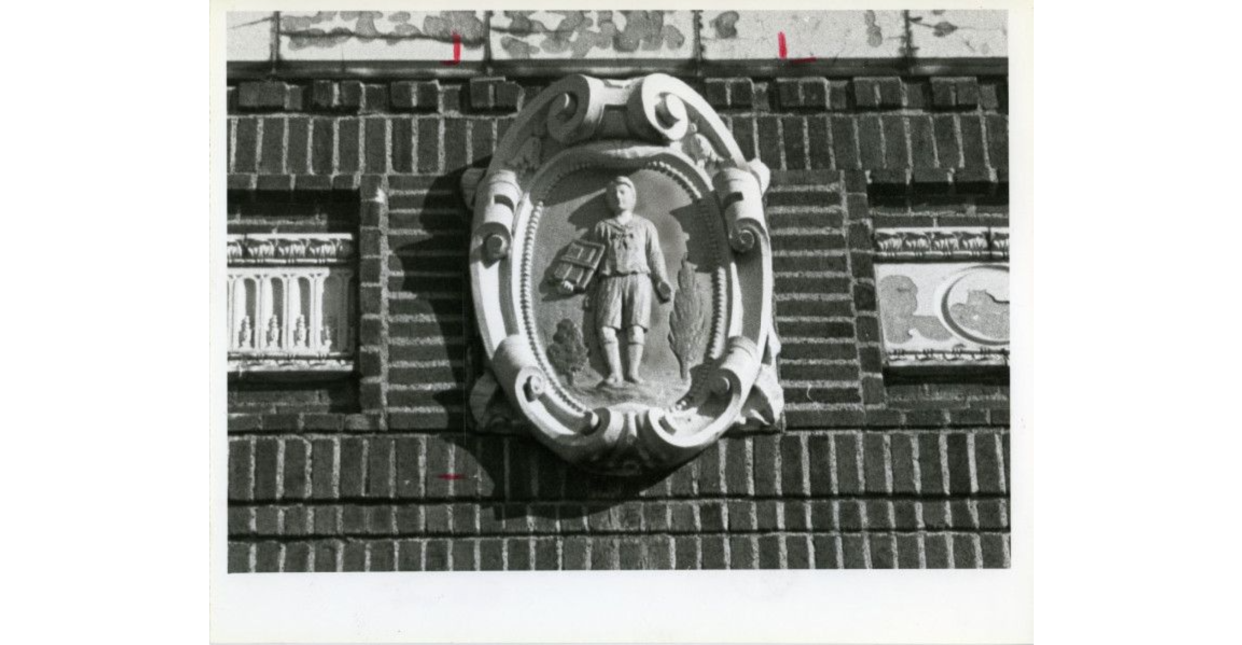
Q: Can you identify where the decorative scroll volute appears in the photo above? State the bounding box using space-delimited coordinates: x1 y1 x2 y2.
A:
465 73 783 476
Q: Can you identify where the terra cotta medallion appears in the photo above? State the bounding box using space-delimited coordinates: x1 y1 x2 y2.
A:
463 73 783 476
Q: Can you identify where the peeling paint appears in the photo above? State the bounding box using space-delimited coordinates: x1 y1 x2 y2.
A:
494 10 687 60
710 11 739 39
282 10 485 50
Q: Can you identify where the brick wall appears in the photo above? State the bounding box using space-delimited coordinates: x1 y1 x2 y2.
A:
226 74 1010 571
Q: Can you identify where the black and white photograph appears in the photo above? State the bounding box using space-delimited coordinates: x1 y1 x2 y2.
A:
212 1 1030 642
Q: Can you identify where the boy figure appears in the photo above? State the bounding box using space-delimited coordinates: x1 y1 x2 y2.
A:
585 176 672 386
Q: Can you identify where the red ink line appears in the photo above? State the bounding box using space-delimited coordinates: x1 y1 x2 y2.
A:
778 31 788 59
441 31 461 66
437 473 466 480
791 56 818 64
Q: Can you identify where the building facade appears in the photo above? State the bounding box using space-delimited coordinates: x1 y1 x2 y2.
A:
225 9 1011 572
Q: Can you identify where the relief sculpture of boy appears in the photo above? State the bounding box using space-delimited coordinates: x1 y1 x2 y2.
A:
557 176 673 387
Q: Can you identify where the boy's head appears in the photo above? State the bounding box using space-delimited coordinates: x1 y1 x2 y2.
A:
605 176 637 213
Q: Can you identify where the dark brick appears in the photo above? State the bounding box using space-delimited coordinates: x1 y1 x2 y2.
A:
933 115 961 168
753 434 779 495
283 542 311 572
416 118 441 174
776 79 800 109
732 79 754 107
390 117 414 173
809 501 834 531
841 534 868 569
923 501 950 530
877 78 903 107
258 117 286 174
669 502 696 533
890 435 917 494
804 437 834 497
468 78 496 110
729 116 756 160
313 506 339 535
870 535 896 569
477 538 503 571
314 541 340 572
395 505 421 534
229 439 253 501
366 438 394 498
946 434 973 495
553 536 582 570
396 540 423 571
757 116 782 170
758 536 782 569
416 82 440 110
704 79 729 107
955 78 980 107
254 507 280 535
828 80 850 110
254 542 280 573
587 538 614 570
756 501 780 530
674 537 699 569
813 535 839 568
534 538 558 569
699 536 725 569
232 118 258 173
495 82 523 110
470 119 495 165
896 535 920 568
853 78 879 108
834 434 862 494
863 434 889 493
252 439 278 501
881 116 908 168
425 540 449 571
700 501 726 532
279 439 309 500
857 116 884 169
451 540 475 570
975 433 1005 494
339 81 363 110
239 81 288 109
729 536 755 569
309 118 334 174
394 437 423 498
909 116 937 168
807 115 831 169
980 534 1008 568
338 542 364 571
782 116 808 170
285 117 310 174
838 500 863 531
724 439 749 495
917 434 945 495
310 81 338 110
727 501 755 531
959 115 987 168
930 79 956 107
801 78 828 109
779 435 806 496
977 499 1007 530
342 505 367 534
336 119 360 174
339 438 366 498
363 118 388 173
985 114 1008 170
695 444 723 495
443 118 468 171
366 541 393 571
953 534 979 568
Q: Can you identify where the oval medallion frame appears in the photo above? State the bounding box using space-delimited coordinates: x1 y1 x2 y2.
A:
465 74 784 476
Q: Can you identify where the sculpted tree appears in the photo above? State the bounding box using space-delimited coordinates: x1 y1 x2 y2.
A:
547 318 589 386
668 258 707 380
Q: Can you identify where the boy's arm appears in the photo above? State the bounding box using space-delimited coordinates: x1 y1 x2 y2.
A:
647 221 673 302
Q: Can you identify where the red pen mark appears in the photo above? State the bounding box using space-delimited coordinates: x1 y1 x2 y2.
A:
437 473 466 481
778 31 818 64
441 31 461 66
